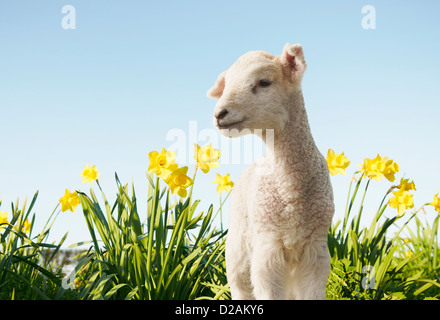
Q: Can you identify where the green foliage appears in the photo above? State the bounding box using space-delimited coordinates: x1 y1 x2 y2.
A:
326 174 440 300
0 193 70 300
1 168 440 300
68 173 229 300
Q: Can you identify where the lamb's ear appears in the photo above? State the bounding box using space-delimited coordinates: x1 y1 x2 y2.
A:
280 43 307 81
207 70 227 99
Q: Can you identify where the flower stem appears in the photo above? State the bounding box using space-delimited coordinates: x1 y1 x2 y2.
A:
219 194 223 231
188 164 198 202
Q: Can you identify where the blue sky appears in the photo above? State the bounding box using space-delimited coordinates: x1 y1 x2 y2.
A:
1 1 439 246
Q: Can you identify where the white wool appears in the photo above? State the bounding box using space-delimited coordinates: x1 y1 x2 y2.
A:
207 43 334 300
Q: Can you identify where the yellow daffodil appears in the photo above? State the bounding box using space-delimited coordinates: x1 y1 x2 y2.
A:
326 149 350 176
0 211 8 232
388 189 414 217
213 173 234 194
360 154 399 182
194 143 221 174
74 278 88 289
80 164 100 184
382 159 399 183
148 148 178 180
397 178 416 192
359 154 385 181
430 193 440 214
21 219 31 234
164 166 193 198
59 189 81 212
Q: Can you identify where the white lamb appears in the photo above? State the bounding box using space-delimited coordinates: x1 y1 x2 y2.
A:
207 43 334 300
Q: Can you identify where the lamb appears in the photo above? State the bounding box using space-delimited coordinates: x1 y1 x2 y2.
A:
207 43 334 300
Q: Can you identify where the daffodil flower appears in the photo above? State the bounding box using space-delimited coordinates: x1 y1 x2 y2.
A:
59 189 81 212
360 154 385 181
430 193 440 214
74 278 88 289
326 149 350 176
148 148 178 180
388 189 414 217
164 166 194 198
0 211 8 232
397 178 416 192
21 219 31 234
194 143 221 174
360 154 399 182
80 164 100 185
382 159 399 183
213 173 234 194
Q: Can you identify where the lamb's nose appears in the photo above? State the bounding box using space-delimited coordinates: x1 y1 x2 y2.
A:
215 109 229 120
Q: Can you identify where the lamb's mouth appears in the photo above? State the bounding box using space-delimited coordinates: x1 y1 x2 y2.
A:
217 119 246 130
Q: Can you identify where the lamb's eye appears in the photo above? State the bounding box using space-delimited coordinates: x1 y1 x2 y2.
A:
258 80 272 87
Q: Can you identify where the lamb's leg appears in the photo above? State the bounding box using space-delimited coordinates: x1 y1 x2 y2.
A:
225 238 255 300
250 237 289 300
226 266 255 300
292 238 331 300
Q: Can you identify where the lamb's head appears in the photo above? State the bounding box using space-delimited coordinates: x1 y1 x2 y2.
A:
207 43 307 138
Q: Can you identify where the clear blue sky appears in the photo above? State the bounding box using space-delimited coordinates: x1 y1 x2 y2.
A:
1 1 439 246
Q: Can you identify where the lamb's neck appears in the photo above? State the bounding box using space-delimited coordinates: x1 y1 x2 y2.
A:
265 91 318 173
